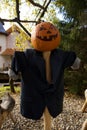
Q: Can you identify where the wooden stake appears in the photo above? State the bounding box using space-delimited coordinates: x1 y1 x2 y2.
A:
81 89 87 112
43 51 52 130
81 119 87 130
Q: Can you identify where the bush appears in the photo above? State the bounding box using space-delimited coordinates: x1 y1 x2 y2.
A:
64 68 87 96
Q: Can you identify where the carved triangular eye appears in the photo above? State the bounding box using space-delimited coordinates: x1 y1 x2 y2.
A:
39 26 46 31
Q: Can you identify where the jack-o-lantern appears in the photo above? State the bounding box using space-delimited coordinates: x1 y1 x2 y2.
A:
31 22 61 51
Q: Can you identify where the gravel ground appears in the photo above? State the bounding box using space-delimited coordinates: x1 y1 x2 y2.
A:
1 92 87 130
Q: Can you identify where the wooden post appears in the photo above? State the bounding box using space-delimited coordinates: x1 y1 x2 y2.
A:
43 51 52 130
81 119 87 130
81 89 87 112
81 89 87 130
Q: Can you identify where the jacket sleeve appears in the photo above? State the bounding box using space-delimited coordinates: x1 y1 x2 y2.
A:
11 51 22 74
9 51 25 80
63 51 77 69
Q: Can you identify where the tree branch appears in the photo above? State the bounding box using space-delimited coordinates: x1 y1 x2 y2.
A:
34 0 47 22
38 0 51 21
0 0 52 36
16 0 20 20
28 0 45 9
0 18 33 37
0 18 37 23
17 21 31 37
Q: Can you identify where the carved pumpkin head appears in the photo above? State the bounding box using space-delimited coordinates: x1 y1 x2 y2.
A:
31 22 61 51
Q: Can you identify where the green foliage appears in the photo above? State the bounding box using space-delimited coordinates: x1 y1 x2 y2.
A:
55 0 87 22
61 29 87 96
15 31 31 51
0 0 16 18
64 68 87 96
56 19 87 96
0 86 20 97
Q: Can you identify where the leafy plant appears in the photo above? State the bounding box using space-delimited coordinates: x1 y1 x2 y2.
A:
0 86 20 97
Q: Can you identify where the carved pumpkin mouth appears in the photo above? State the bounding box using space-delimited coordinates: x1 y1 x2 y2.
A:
37 33 58 41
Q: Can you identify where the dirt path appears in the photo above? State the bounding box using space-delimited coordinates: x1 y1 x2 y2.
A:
1 92 87 130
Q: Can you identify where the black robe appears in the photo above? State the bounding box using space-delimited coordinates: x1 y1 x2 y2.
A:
11 48 76 120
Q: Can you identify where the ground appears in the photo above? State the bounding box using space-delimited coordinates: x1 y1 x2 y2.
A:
1 92 87 130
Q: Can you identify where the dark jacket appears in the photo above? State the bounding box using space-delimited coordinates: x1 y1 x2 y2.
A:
11 49 76 120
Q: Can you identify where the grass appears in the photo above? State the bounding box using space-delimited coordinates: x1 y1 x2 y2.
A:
0 85 20 97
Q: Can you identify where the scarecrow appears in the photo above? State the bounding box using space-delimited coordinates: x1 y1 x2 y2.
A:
9 22 81 130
